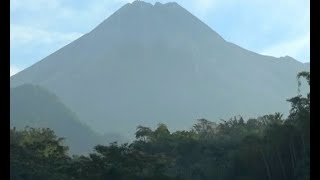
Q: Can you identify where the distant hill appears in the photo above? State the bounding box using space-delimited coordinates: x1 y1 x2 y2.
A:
10 84 127 154
10 1 309 139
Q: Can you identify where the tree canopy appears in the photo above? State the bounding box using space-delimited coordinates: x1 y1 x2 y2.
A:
10 72 310 180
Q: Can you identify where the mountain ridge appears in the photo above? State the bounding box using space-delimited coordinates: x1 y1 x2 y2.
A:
11 1 306 80
10 84 105 154
10 1 309 138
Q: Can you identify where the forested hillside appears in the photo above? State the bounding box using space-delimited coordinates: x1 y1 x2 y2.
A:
10 84 106 154
10 72 310 180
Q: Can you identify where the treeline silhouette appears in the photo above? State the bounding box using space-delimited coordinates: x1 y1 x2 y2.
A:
10 72 309 180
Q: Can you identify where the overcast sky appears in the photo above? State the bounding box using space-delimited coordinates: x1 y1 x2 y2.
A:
10 0 310 76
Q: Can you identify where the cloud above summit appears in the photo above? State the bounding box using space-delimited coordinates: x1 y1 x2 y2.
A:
10 0 310 73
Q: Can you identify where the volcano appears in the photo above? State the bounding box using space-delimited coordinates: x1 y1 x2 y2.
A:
10 1 309 138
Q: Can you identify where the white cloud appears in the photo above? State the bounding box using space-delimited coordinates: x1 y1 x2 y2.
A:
11 0 61 12
196 0 310 63
174 0 220 19
192 0 217 10
10 24 84 48
260 34 310 62
10 65 21 76
10 0 309 65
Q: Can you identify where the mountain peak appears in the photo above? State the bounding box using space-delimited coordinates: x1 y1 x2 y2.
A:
279 55 298 62
125 1 183 10
130 1 180 7
10 0 308 136
89 0 225 43
130 0 153 7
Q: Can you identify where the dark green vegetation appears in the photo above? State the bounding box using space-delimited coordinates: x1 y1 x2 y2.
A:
10 84 109 154
10 72 309 180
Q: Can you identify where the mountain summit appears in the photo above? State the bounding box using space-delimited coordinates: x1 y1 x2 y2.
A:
11 1 309 137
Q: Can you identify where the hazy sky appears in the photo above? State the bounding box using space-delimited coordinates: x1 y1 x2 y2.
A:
10 0 310 76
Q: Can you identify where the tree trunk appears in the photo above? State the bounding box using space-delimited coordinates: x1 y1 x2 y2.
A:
301 133 306 156
261 149 272 180
289 143 295 170
292 142 297 165
276 146 286 179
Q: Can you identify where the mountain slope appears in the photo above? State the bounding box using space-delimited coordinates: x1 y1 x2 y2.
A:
10 1 309 138
10 84 122 154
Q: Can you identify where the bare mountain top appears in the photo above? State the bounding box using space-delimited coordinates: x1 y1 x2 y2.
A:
11 1 309 138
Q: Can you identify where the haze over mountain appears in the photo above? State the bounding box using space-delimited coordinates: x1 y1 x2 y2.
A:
10 84 127 154
10 1 309 138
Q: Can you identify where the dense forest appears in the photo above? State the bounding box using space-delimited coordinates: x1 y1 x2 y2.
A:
10 72 310 180
10 84 128 154
10 84 103 154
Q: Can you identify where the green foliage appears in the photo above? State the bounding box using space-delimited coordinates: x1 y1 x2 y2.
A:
10 84 105 154
10 72 309 179
10 127 71 180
